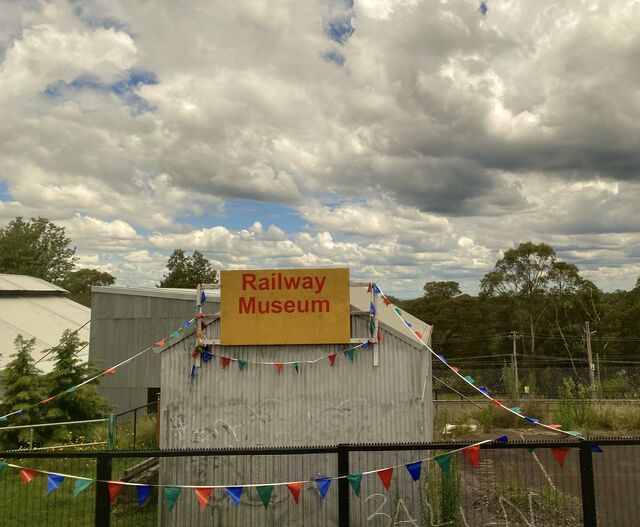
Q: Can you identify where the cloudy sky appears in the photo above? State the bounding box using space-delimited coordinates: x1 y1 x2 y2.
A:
0 0 639 297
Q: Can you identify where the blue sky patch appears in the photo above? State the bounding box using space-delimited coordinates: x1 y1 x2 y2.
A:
325 0 354 44
324 51 346 65
44 70 158 115
0 181 10 201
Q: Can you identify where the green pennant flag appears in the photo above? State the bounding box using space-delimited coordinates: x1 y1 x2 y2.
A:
566 431 582 437
347 473 363 496
394 308 402 315
509 407 522 414
73 478 93 497
256 485 274 509
293 362 299 373
463 376 474 384
0 461 7 474
170 331 180 338
369 319 375 336
345 349 355 362
526 447 535 453
64 386 77 394
238 360 247 371
435 454 452 477
164 487 182 511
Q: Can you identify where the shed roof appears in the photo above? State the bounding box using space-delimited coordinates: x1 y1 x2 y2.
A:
0 274 90 374
92 285 220 302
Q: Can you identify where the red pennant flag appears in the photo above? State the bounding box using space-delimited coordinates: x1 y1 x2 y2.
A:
287 482 304 504
19 469 38 484
154 339 165 347
367 283 372 293
194 487 213 509
191 349 198 358
551 447 569 468
220 356 231 369
414 331 423 339
451 366 460 373
328 354 337 366
195 312 206 318
548 424 563 429
108 483 123 502
105 367 116 375
274 363 283 374
464 445 481 468
383 297 391 306
41 396 54 404
377 468 394 491
492 399 503 407
377 329 383 342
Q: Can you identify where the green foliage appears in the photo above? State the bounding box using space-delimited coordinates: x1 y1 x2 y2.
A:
0 335 45 447
423 457 460 526
43 330 112 443
0 217 77 285
62 268 115 307
158 249 218 288
494 483 581 525
554 379 595 430
423 281 462 299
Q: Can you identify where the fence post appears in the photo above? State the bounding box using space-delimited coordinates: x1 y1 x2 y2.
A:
107 414 115 450
95 454 112 527
337 444 350 527
579 441 597 527
132 408 137 450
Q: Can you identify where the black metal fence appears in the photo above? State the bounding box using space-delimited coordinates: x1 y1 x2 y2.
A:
0 438 638 526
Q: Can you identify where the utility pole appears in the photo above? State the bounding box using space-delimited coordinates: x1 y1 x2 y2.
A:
510 331 519 400
585 321 597 399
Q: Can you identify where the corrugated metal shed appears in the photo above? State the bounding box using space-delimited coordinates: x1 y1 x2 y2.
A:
0 274 90 376
157 289 433 526
89 286 220 412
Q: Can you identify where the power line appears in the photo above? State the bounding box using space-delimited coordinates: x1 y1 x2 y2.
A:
33 320 91 366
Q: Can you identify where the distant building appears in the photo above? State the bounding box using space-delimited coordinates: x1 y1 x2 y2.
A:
89 286 220 412
0 274 90 381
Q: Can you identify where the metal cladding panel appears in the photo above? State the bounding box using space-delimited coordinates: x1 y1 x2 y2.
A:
89 290 219 411
158 314 432 526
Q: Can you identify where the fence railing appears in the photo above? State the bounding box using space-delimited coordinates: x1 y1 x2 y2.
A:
1 438 638 526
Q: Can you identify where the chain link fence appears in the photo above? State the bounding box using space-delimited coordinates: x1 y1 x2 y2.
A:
434 364 640 400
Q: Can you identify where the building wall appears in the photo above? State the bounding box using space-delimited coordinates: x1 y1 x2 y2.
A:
89 289 219 412
157 313 432 526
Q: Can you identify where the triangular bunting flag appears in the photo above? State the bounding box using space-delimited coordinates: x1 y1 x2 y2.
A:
108 483 123 503
345 349 355 362
0 461 7 473
383 297 391 306
367 283 373 293
41 396 54 404
404 320 413 328
394 307 402 315
551 447 569 468
405 461 422 482
47 474 65 494
435 454 452 477
316 478 331 499
293 362 299 373
527 447 535 453
548 424 562 429
164 487 182 511
524 416 539 424
154 339 165 347
19 469 37 484
437 354 447 363
414 331 423 339
73 478 92 497
496 436 509 442
509 407 522 414
238 360 247 371
195 312 206 319
194 487 213 510
362 341 369 350
201 290 206 303
256 485 273 509
492 399 502 407
370 302 376 314
136 485 153 507
105 367 116 375
183 321 191 329
377 468 394 491
170 330 181 338
190 365 196 382
566 431 582 437
220 356 231 369
347 473 363 496
463 376 474 384
274 363 283 374
287 482 304 504
592 445 604 453
373 283 381 294
451 366 460 373
479 387 490 396
225 486 243 507
377 328 383 341
369 319 375 336
328 354 337 366
464 445 481 468
64 386 77 394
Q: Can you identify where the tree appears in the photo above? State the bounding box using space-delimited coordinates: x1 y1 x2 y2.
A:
0 217 77 285
480 242 558 355
62 268 116 307
158 249 218 288
0 335 45 447
423 281 462 299
43 330 111 442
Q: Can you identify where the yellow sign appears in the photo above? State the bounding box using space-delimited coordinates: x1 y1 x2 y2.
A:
220 268 350 345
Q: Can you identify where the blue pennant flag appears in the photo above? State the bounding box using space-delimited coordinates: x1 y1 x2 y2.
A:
190 365 197 382
362 341 369 350
183 321 191 329
496 436 509 442
225 486 244 507
404 320 413 328
592 445 604 453
524 416 539 424
47 474 65 494
479 386 490 396
136 485 153 507
316 478 331 499
405 461 422 482
370 302 376 314
437 354 447 364
372 283 381 295
201 290 206 303
202 345 213 363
